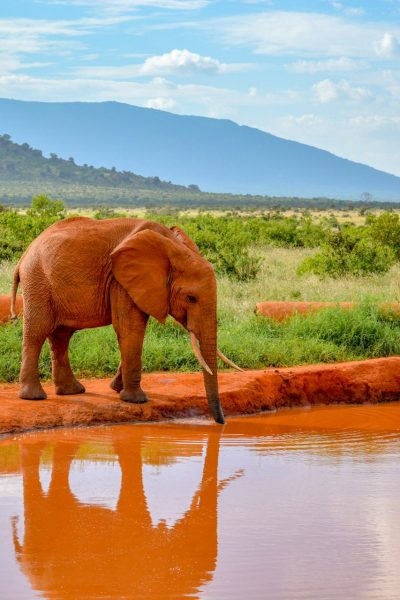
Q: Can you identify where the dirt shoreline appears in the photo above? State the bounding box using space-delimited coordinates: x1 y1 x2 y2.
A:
1 356 400 436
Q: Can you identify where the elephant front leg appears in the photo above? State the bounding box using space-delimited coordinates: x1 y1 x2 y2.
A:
110 363 123 393
112 305 149 404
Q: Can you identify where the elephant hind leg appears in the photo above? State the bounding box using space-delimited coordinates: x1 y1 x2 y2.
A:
48 327 85 395
19 326 48 400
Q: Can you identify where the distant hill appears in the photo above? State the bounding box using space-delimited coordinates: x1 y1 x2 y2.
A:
0 133 189 191
0 134 203 206
0 98 399 201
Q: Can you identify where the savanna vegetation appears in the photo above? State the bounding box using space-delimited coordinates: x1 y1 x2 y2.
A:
1 195 400 383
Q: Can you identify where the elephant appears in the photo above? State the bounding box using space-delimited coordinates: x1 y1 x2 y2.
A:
11 217 242 423
11 427 230 599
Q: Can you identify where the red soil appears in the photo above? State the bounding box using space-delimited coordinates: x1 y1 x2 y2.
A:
1 357 400 435
0 295 23 324
256 301 400 321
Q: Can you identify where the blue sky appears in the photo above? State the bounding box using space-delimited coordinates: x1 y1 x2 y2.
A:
1 1 400 175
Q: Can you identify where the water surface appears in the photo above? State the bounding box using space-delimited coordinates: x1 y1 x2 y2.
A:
1 402 400 600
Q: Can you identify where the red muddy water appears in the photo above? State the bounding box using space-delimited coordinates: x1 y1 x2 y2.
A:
1 404 400 599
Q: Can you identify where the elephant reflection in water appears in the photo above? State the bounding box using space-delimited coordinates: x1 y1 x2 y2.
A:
12 428 235 600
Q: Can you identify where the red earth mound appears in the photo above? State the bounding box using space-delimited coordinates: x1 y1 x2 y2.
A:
0 295 23 324
255 301 400 321
1 357 400 436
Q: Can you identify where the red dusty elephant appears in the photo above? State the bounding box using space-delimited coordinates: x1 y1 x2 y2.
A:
11 217 241 423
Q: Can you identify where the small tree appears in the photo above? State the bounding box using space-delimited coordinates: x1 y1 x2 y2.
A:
360 192 372 203
27 195 65 219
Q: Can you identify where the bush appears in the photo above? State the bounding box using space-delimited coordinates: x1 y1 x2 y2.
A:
298 227 396 278
94 206 128 219
366 212 400 259
0 195 65 262
161 214 264 281
242 214 326 248
216 248 262 282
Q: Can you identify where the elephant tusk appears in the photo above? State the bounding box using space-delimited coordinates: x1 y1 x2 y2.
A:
217 348 244 372
189 332 213 375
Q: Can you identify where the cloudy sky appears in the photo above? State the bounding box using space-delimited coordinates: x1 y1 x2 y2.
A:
1 1 400 175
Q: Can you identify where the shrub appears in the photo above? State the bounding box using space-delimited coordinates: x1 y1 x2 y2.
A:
216 248 262 282
245 214 325 248
298 227 396 278
158 214 263 281
94 207 127 219
366 212 400 259
0 195 65 262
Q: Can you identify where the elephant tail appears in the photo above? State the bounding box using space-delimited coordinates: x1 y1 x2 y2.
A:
10 264 20 321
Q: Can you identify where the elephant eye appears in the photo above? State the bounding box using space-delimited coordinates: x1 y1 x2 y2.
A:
187 295 197 304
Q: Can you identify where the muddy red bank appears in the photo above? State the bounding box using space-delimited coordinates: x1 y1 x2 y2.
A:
1 357 400 435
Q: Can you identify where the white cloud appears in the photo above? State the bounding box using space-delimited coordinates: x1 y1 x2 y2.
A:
141 49 235 75
278 113 323 130
0 14 139 87
0 15 135 62
0 56 52 77
41 0 209 12
76 48 249 78
0 16 132 38
331 3 364 16
382 69 400 97
0 72 296 114
313 78 371 103
349 114 400 131
374 33 400 58
198 11 400 58
287 57 364 73
346 8 364 16
146 97 177 109
313 79 340 103
243 0 274 3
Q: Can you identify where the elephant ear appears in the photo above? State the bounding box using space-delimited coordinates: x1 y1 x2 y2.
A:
111 230 174 323
170 226 200 254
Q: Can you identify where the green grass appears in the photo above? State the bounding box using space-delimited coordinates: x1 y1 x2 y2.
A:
2 246 400 383
0 262 14 295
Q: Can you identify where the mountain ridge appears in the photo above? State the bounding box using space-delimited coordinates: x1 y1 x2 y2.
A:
0 98 399 201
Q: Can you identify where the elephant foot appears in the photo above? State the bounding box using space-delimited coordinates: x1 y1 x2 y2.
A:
110 375 123 393
56 380 86 395
120 388 148 404
19 384 47 401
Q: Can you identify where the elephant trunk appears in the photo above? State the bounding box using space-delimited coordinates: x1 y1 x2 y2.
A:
199 334 225 425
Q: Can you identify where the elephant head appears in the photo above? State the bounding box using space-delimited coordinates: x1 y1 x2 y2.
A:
110 224 241 424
